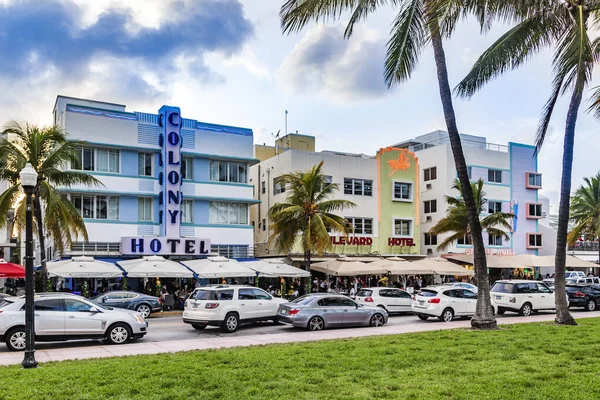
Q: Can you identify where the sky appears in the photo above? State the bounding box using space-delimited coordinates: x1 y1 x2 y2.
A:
0 0 598 210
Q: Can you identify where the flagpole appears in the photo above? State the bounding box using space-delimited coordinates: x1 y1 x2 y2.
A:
285 110 288 136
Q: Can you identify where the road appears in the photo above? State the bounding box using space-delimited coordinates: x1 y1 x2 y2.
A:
2 308 598 353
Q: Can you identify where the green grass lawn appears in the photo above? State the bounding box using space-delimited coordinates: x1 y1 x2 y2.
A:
3 318 600 400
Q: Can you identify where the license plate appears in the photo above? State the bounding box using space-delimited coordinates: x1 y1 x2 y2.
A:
495 296 502 300
418 301 424 305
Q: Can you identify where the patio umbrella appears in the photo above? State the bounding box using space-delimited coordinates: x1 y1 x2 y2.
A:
311 258 388 276
182 256 256 278
46 256 123 278
535 255 598 268
0 259 25 278
117 256 194 278
242 259 310 278
412 257 474 276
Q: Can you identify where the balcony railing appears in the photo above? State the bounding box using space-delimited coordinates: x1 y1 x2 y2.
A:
568 243 600 252
409 138 509 153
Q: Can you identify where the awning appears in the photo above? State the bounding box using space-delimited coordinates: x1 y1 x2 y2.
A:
47 256 124 278
117 256 194 278
242 259 310 278
535 255 598 268
182 256 256 278
412 257 474 276
0 259 25 278
289 256 383 263
445 254 539 268
367 258 435 275
311 258 388 276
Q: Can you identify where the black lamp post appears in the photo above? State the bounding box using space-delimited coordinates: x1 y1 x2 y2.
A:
20 163 38 369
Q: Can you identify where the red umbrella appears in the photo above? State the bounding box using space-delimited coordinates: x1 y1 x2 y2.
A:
0 259 25 278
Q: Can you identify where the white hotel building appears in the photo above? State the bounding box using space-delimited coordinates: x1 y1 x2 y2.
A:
47 96 258 262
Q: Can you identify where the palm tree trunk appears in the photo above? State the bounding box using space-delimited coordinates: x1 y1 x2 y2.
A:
429 20 496 329
554 82 583 326
33 195 48 292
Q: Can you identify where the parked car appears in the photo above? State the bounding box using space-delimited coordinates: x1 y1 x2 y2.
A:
566 276 600 285
183 285 286 333
0 293 147 351
90 291 162 319
566 271 586 279
543 278 555 291
276 294 388 331
566 284 600 311
412 286 494 322
425 283 478 293
490 280 565 316
355 288 412 313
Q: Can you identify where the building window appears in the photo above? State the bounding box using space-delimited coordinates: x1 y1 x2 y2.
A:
488 234 503 246
137 198 153 222
138 152 153 177
181 199 193 223
393 219 412 237
457 235 472 245
424 167 437 181
261 181 265 194
527 172 542 189
488 169 502 183
181 156 193 180
209 202 249 225
527 203 543 219
262 218 266 231
424 200 437 214
209 161 247 184
528 233 543 248
73 147 119 173
321 175 333 191
72 194 119 220
273 177 286 195
346 217 373 235
488 201 502 214
344 178 372 196
393 182 412 201
467 166 472 179
424 233 438 246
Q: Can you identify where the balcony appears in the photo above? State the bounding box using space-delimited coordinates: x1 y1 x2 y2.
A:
409 138 508 153
568 243 599 252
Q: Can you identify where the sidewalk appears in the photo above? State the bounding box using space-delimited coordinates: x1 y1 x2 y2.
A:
1 312 598 366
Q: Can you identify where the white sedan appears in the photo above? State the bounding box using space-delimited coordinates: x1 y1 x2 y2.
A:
355 287 413 314
412 286 496 322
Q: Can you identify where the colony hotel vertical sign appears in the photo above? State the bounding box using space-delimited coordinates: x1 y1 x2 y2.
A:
121 106 211 256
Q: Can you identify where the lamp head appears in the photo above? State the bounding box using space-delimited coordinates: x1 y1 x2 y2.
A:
20 163 38 189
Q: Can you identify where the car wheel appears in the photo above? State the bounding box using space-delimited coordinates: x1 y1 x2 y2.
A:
5 327 27 352
370 313 385 327
587 300 596 312
222 313 239 333
439 308 454 322
307 316 325 331
192 324 206 330
519 303 532 317
497 308 505 315
417 314 429 321
106 323 131 345
136 304 152 319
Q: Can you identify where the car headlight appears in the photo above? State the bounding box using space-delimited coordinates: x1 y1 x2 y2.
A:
130 313 144 324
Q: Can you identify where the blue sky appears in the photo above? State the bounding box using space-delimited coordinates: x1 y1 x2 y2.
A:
0 0 598 208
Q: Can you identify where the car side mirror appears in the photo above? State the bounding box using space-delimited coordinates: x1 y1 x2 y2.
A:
89 306 102 313
101 297 107 303
357 304 363 308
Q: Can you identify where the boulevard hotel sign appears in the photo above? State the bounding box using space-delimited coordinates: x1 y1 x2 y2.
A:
331 237 415 247
121 106 211 256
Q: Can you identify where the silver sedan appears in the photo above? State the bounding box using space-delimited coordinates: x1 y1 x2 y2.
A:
276 294 388 331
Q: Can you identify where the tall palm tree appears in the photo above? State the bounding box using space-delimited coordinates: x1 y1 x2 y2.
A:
280 0 499 329
268 161 356 286
430 178 514 250
568 172 600 264
455 0 600 325
0 121 101 291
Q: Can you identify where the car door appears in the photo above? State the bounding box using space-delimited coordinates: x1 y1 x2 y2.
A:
317 297 344 327
100 292 125 309
392 289 413 312
536 283 554 309
461 289 478 315
63 298 105 335
237 288 258 320
33 298 65 336
444 289 466 315
253 288 277 319
339 297 366 325
377 289 395 311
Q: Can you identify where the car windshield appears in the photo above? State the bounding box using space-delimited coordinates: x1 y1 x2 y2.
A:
0 298 13 308
356 290 372 297
491 282 513 293
290 295 315 305
418 290 437 297
194 290 217 300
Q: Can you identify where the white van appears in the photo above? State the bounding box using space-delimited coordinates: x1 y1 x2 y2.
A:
566 271 586 279
490 280 563 316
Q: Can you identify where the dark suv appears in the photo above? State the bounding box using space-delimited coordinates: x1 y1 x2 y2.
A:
566 284 600 311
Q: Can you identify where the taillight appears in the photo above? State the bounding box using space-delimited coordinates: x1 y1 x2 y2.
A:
575 292 586 298
428 298 441 304
205 303 219 309
289 309 301 315
365 297 374 302
411 295 416 301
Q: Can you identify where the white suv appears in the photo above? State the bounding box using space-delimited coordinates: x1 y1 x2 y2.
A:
491 280 565 316
566 271 586 279
412 286 496 322
183 286 287 333
355 288 413 313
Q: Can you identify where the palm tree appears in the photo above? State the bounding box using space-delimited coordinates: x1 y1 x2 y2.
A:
455 0 600 325
280 0 499 329
568 172 600 264
268 161 356 287
0 121 101 291
430 178 514 250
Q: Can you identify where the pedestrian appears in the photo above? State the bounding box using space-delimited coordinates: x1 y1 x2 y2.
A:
56 279 63 292
349 286 356 298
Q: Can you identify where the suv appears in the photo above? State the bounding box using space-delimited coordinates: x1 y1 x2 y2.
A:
183 286 287 333
566 271 586 279
355 288 412 313
0 293 147 351
566 276 600 285
412 286 495 322
490 280 564 316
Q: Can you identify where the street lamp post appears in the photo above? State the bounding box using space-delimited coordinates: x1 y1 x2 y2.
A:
20 163 38 369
